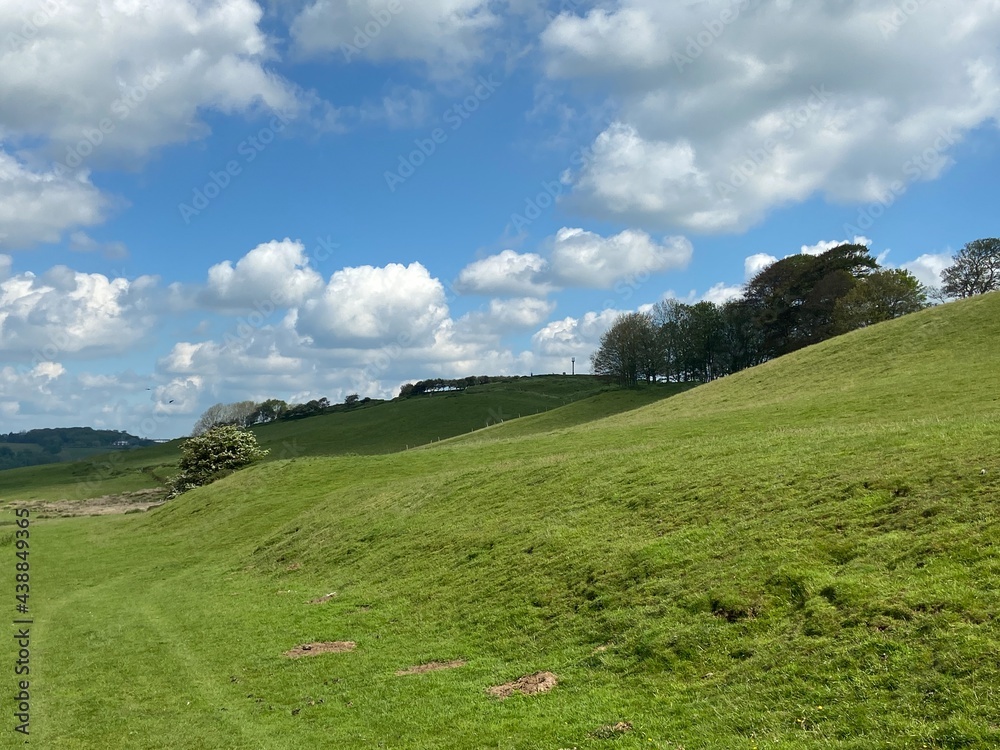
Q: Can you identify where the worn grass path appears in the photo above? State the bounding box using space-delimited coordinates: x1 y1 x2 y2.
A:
3 294 1000 748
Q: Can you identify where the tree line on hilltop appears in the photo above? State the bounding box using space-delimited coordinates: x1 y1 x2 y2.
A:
191 394 376 436
190 376 521 436
592 238 1000 387
0 427 152 471
398 375 518 397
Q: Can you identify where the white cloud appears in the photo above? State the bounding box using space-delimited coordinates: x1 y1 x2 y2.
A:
290 0 500 74
0 254 11 281
744 252 777 279
0 266 158 356
202 238 324 310
549 227 692 287
0 361 71 420
701 282 743 305
297 262 449 346
0 0 309 164
544 1 1000 232
151 377 204 415
68 231 128 259
0 152 108 249
460 297 557 335
455 250 552 297
902 252 954 288
456 228 693 296
800 235 872 256
487 297 555 329
531 309 621 359
0 0 331 247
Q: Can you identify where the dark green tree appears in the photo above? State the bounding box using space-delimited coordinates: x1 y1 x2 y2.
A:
941 238 1000 298
591 312 656 387
745 243 877 357
834 269 928 331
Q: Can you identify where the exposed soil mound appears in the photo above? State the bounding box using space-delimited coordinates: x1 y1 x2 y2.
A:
487 671 558 699
395 660 466 676
283 641 356 658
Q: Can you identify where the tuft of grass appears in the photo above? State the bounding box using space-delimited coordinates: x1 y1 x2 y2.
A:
5 293 1000 748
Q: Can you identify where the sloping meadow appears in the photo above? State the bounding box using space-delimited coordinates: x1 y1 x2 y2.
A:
11 294 1000 748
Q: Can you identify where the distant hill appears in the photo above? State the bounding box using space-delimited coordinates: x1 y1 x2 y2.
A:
0 375 686 501
0 427 154 471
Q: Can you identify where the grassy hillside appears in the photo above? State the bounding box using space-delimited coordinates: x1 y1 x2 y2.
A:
0 376 643 502
5 295 1000 749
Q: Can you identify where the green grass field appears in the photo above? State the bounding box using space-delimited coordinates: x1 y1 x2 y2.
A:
0 375 649 502
2 295 999 748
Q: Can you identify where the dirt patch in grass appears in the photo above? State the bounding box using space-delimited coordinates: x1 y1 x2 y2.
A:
284 641 356 658
395 660 466 676
308 592 337 604
8 488 168 517
487 671 558 699
591 721 633 739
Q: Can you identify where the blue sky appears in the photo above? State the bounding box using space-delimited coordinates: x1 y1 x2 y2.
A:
1 0 997 438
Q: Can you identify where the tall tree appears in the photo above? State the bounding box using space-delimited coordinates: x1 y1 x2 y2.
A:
718 298 767 374
941 238 1000 298
744 243 877 357
651 299 687 382
834 269 928 332
591 312 656 387
681 301 724 381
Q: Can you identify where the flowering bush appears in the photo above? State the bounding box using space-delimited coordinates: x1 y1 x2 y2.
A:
167 425 268 497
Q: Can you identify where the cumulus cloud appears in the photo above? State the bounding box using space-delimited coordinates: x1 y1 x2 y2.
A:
701 282 743 305
531 309 621 359
744 252 777 279
456 228 693 296
0 0 310 164
544 0 1000 232
0 152 108 249
549 227 692 287
800 235 872 256
902 252 954 288
460 297 557 335
0 0 331 247
455 250 552 297
297 262 449 346
290 0 500 73
202 238 324 310
0 266 158 356
0 362 66 405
